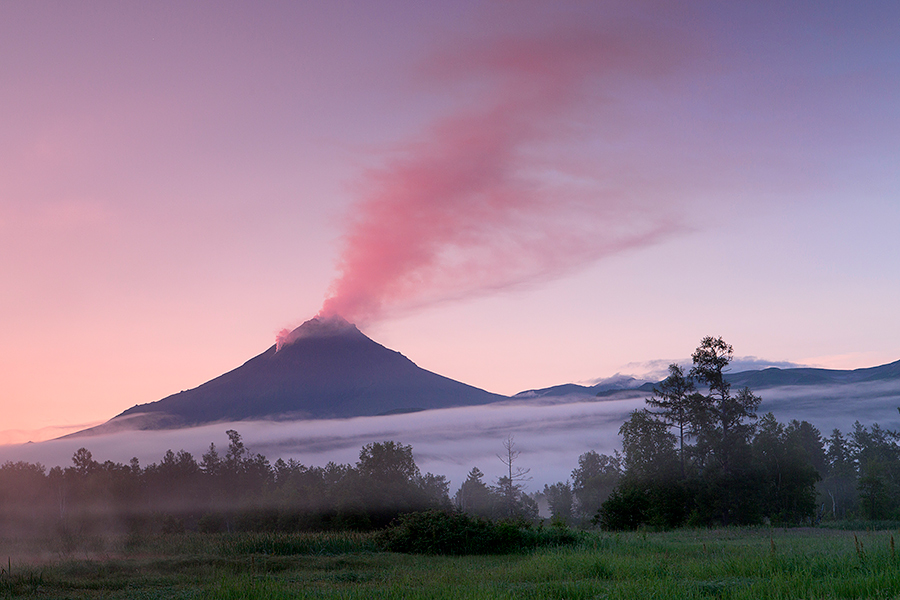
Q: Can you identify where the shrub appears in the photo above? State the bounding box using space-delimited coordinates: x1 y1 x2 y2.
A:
198 513 226 533
597 482 691 530
378 510 577 555
160 515 185 534
597 486 649 530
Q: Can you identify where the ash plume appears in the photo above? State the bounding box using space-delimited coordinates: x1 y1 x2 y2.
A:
319 25 686 325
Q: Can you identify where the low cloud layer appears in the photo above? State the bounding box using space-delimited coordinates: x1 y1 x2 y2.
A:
0 399 639 490
4 378 899 491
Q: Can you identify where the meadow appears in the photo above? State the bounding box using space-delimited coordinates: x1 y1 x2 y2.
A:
2 525 900 599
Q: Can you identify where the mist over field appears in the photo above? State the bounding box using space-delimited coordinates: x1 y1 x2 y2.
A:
4 376 900 491
0 399 636 490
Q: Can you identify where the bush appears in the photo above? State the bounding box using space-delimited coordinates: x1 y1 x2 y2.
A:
598 482 691 530
377 510 577 555
198 513 226 533
597 486 649 530
160 515 185 534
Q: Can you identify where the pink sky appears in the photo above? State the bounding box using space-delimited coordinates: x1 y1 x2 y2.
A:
2 2 899 443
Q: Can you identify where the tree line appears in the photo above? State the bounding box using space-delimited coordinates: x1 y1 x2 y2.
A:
0 435 453 536
2 336 900 536
561 336 900 529
0 428 617 537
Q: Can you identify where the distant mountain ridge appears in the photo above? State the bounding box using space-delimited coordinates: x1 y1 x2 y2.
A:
516 359 900 400
66 316 508 437
726 360 900 389
513 375 653 400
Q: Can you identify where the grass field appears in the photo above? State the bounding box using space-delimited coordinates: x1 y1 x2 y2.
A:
2 526 900 599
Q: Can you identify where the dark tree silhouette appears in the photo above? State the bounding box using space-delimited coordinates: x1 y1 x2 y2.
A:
646 364 695 477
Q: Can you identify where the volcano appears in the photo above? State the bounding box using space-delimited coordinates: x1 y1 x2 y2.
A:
68 316 508 436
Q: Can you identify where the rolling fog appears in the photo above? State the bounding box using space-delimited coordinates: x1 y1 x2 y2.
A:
3 377 900 491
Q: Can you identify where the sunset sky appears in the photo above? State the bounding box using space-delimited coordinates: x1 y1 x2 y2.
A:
2 2 899 443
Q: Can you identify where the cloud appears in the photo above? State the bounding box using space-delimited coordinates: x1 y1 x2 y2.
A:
606 356 811 384
4 378 897 490
319 25 688 324
0 398 642 489
754 379 900 435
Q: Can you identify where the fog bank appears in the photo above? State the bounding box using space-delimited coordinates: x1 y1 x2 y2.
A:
3 378 898 490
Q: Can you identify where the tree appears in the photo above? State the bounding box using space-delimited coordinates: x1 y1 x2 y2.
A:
354 441 436 525
144 449 203 518
823 429 856 518
849 421 900 519
689 337 760 475
570 451 621 523
690 336 733 402
646 364 695 477
543 481 575 525
619 410 678 484
72 448 97 477
200 443 221 476
598 486 650 531
417 472 451 510
785 420 827 478
224 430 248 474
272 458 304 485
686 338 762 524
495 435 532 519
752 413 820 524
614 409 688 528
455 467 495 518
0 461 50 534
357 441 420 486
858 469 889 520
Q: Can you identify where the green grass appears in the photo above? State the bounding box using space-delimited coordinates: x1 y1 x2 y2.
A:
2 527 900 598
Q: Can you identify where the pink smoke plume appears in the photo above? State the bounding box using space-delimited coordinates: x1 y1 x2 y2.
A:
320 25 686 325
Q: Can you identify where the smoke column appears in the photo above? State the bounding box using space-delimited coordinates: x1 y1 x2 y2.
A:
320 25 685 325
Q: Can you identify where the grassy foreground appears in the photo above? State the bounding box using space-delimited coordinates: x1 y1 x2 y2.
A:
2 527 900 599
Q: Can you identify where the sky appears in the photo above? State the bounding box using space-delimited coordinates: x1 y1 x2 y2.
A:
2 1 899 443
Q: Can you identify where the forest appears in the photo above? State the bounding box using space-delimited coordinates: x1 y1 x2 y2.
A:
589 337 899 530
1 337 899 537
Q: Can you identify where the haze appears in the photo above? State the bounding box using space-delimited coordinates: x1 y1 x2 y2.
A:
2 2 899 440
3 375 900 491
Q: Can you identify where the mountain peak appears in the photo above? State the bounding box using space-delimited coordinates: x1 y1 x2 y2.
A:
65 313 507 434
275 314 359 350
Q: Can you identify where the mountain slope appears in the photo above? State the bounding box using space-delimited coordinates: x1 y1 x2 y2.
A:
69 316 508 436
